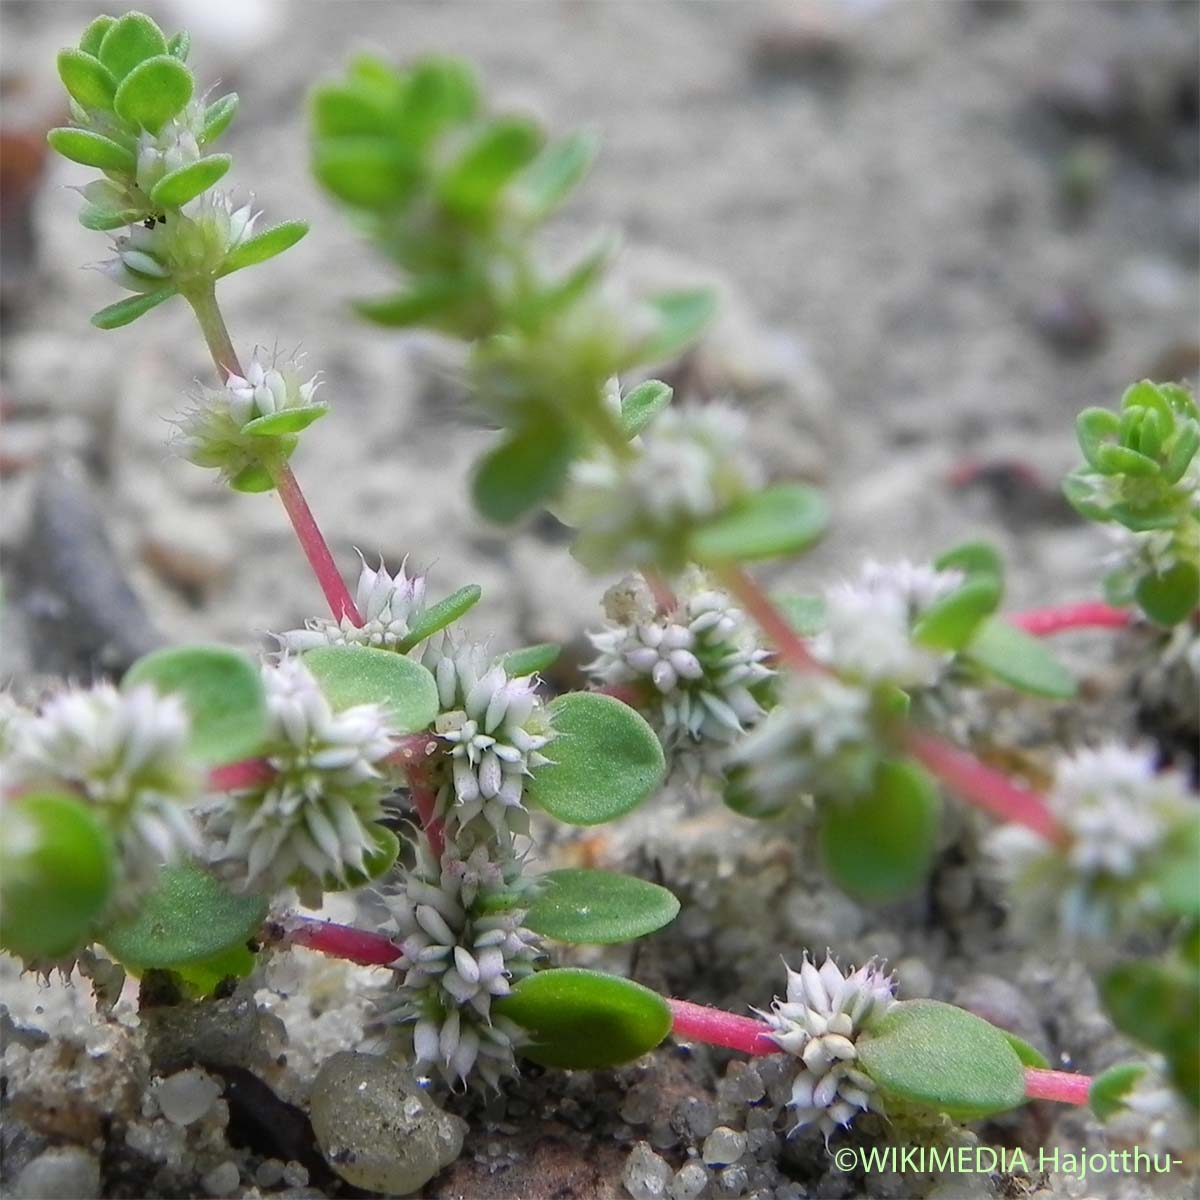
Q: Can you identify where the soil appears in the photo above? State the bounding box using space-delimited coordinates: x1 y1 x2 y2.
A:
1 1 1197 1198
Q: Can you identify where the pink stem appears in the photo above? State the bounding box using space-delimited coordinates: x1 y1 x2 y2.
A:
268 458 362 627
408 768 445 863
644 567 678 615
208 758 275 791
907 730 1065 843
1024 1067 1092 1106
668 998 778 1056
1009 602 1132 637
281 913 402 967
718 565 825 674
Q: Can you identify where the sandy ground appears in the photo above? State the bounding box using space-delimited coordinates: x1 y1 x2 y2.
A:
1 1 1197 1197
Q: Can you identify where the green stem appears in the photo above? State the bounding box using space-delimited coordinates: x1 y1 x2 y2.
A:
186 284 242 379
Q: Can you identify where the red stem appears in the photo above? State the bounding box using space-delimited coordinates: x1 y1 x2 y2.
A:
906 730 1065 844
208 758 275 791
1009 602 1132 637
281 913 402 967
717 565 825 673
407 766 445 862
668 998 778 1056
268 458 362 627
1024 1067 1092 1106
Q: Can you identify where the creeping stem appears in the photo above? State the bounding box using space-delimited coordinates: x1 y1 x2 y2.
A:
717 564 825 673
1008 602 1133 636
277 913 403 967
668 998 779 1056
1022 1067 1093 1106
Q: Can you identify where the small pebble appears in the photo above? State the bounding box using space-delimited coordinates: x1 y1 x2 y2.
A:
702 1127 746 1168
282 1160 309 1187
722 1062 764 1105
255 1159 285 1187
671 1161 709 1200
672 1096 718 1141
155 1068 222 1127
620 1081 659 1126
713 1164 750 1198
201 1161 240 1197
13 1147 101 1199
623 1141 673 1200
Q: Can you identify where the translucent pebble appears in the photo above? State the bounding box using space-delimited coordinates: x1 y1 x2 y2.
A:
721 1062 764 1104
713 1164 749 1199
282 1160 309 1186
672 1096 718 1141
620 1081 659 1126
309 1052 467 1195
671 1161 710 1200
155 1068 222 1126
13 1147 101 1199
623 1141 673 1200
201 1161 239 1197
648 1117 680 1150
702 1127 746 1168
255 1160 285 1187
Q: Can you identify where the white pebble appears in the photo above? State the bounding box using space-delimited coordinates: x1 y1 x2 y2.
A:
201 1161 239 1197
154 1069 222 1126
623 1141 673 1200
701 1126 746 1167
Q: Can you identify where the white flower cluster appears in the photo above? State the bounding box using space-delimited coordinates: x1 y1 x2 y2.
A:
419 636 554 846
278 558 426 654
761 954 896 1141
586 572 772 761
726 673 874 815
134 100 203 195
3 683 200 895
174 346 322 480
208 659 397 900
382 847 541 1088
104 191 258 292
813 560 964 689
562 402 762 569
989 744 1196 941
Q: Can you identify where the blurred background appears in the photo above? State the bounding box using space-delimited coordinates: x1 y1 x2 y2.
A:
2 0 1198 690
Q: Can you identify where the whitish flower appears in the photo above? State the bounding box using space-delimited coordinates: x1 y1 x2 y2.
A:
0 692 30 756
419 636 554 847
726 673 874 815
174 347 324 482
102 191 258 292
277 557 426 654
5 683 200 895
381 845 541 1088
989 744 1196 942
134 101 204 195
587 571 772 761
561 402 763 570
813 560 964 689
760 953 896 1141
209 659 396 898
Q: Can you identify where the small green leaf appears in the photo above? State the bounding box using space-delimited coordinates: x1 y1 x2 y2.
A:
312 85 390 138
1135 561 1199 626
515 130 599 217
690 483 829 564
912 578 1001 651
620 380 673 439
398 57 480 146
91 288 177 330
314 137 420 209
819 759 941 903
1156 816 1200 919
0 791 116 961
172 942 257 997
1076 407 1122 471
472 421 573 525
166 30 190 61
1089 1063 1150 1121
397 585 484 652
934 540 1004 586
499 643 561 677
1096 444 1159 477
1002 1031 1050 1070
496 968 672 1069
98 12 168 79
219 221 310 277
48 127 136 173
202 93 239 144
100 863 267 969
353 277 475 331
302 645 439 733
318 825 400 893
149 154 231 208
964 617 1077 699
527 692 665 826
637 289 717 363
80 205 140 231
57 49 117 110
857 999 1027 1119
1163 423 1199 484
775 594 826 637
229 461 281 493
1101 960 1199 1107
438 118 544 217
524 869 680 944
79 15 117 58
242 405 329 437
123 644 268 766
114 54 194 134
